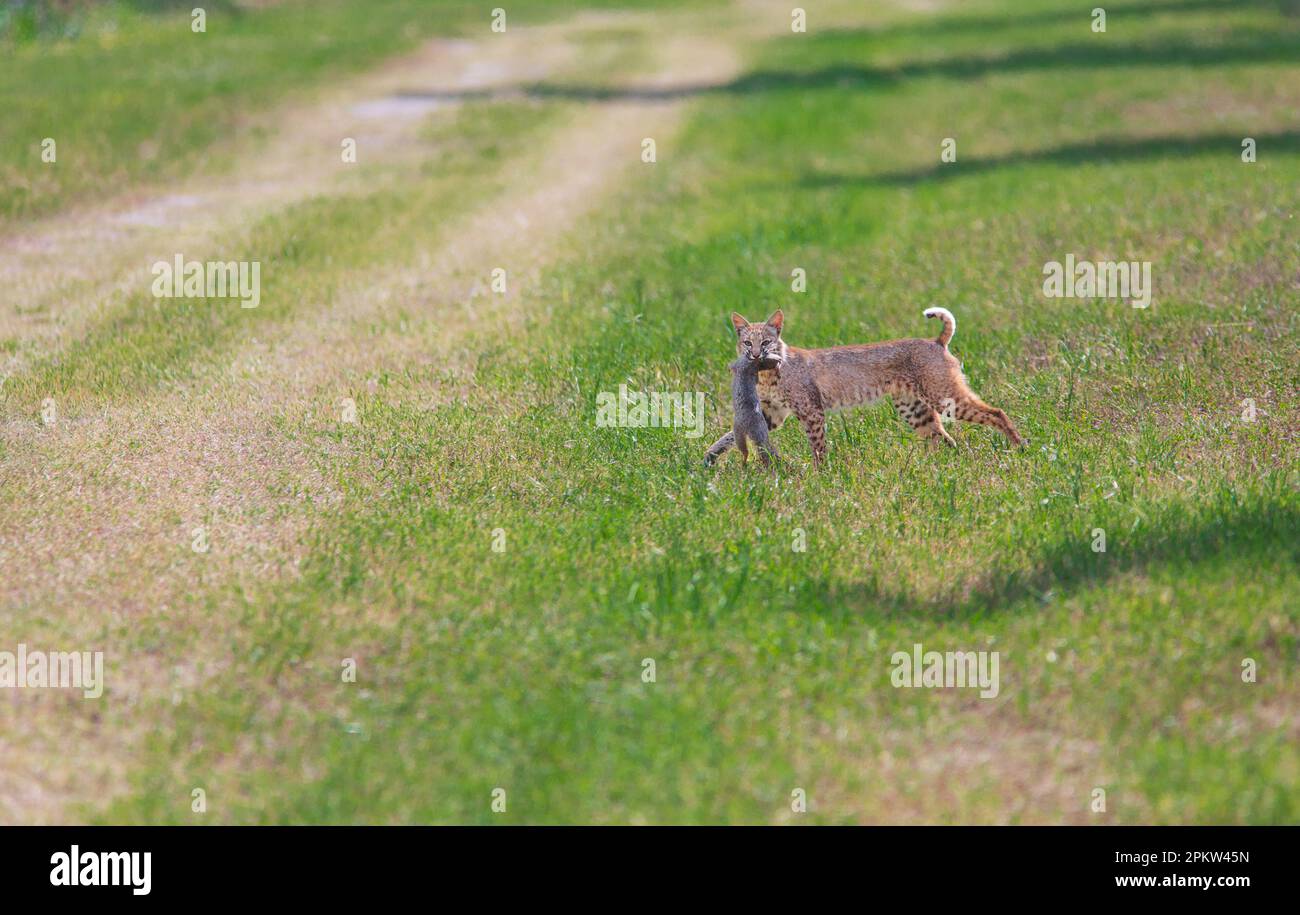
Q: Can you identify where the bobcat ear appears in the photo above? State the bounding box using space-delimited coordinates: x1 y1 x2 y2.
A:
730 312 749 336
765 310 784 335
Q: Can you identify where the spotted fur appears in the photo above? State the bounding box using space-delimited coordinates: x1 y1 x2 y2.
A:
704 308 1023 467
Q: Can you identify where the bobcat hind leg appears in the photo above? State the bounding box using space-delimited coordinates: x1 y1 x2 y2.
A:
952 395 1024 446
893 395 956 448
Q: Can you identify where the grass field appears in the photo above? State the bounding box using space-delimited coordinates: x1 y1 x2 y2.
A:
1 0 1296 824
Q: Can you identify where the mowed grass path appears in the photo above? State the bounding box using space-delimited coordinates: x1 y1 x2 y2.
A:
0 0 461 224
0 0 732 820
0 0 686 225
3 0 1296 823
102 0 1298 824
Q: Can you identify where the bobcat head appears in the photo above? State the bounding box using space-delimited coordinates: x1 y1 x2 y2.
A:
729 310 786 365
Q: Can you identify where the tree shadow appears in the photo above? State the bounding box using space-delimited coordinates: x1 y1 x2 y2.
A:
815 495 1298 621
799 130 1300 189
389 31 1300 107
819 0 1297 43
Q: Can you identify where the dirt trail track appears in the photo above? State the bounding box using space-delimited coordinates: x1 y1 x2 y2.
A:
0 7 755 823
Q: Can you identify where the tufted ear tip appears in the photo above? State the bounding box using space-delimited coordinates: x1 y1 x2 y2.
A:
765 309 784 334
730 312 749 335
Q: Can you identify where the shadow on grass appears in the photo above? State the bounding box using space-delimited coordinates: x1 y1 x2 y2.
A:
828 491 1300 620
799 130 1300 189
820 0 1298 43
626 487 1298 624
389 32 1300 106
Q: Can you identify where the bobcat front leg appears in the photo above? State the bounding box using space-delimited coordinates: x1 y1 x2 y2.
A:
703 430 736 465
794 401 828 467
800 414 827 466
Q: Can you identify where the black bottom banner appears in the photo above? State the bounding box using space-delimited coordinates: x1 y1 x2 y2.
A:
1 825 1288 902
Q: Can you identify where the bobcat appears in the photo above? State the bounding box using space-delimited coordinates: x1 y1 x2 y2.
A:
703 308 1023 466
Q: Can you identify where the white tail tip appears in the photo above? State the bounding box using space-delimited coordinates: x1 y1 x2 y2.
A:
923 307 956 347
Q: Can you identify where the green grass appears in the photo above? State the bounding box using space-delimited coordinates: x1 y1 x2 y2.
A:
85 0 1300 824
0 18 654 412
2 97 565 410
16 0 1300 823
0 0 685 225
